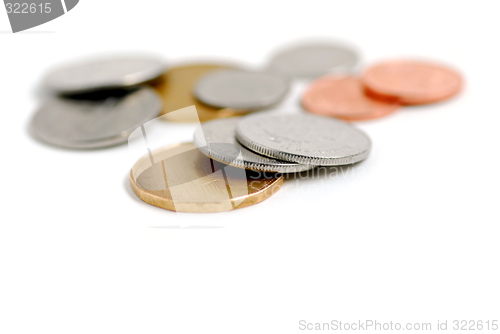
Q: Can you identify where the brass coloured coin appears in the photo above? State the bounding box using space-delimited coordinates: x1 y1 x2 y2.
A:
130 142 283 212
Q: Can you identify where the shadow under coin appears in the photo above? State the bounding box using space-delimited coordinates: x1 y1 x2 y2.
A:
282 160 368 183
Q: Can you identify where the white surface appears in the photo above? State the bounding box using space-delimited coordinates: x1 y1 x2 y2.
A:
1 1 499 333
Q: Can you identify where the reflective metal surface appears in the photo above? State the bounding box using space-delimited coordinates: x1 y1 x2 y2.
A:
194 70 289 110
236 113 371 166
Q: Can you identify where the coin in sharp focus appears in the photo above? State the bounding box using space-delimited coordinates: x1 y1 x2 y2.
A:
32 87 162 149
130 142 283 212
362 60 463 105
267 41 359 79
236 113 371 166
154 64 248 123
43 55 167 95
193 117 315 173
302 76 400 121
193 70 289 111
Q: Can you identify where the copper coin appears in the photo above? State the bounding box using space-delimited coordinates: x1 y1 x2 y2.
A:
153 64 249 123
301 76 399 121
362 60 462 105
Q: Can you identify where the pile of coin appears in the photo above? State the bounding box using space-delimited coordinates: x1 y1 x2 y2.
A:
32 55 167 148
302 59 463 121
131 112 371 212
30 40 463 213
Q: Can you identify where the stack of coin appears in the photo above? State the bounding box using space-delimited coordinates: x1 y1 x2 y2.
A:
130 112 372 212
302 59 463 121
32 55 167 149
195 113 371 171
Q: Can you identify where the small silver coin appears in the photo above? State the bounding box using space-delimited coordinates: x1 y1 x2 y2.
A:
236 113 371 166
32 87 162 149
193 117 315 173
267 42 359 79
43 55 166 94
193 70 289 110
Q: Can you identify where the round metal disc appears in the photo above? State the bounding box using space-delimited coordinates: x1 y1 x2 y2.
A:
130 142 284 212
32 87 162 149
194 70 289 110
44 55 166 94
362 60 463 105
235 113 371 166
193 118 315 173
267 42 359 79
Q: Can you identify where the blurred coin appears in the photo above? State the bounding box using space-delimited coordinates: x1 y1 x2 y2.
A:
154 64 248 122
44 55 166 94
130 142 283 212
236 113 371 166
362 60 462 105
267 42 359 79
302 76 399 121
194 70 289 110
193 118 314 173
32 87 162 149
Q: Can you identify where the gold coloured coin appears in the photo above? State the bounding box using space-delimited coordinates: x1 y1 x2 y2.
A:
130 143 283 212
153 64 248 122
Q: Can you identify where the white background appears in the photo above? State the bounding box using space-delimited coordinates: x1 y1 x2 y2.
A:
1 1 499 333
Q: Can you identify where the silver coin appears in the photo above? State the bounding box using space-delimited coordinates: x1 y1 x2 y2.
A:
32 87 162 149
193 70 289 110
43 55 166 94
267 42 359 79
193 117 315 173
235 113 371 166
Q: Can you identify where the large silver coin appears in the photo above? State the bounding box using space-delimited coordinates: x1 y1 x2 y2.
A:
43 55 166 94
236 113 371 166
193 118 314 173
32 87 162 149
194 70 289 110
267 42 359 79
